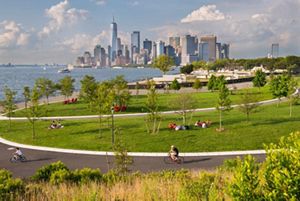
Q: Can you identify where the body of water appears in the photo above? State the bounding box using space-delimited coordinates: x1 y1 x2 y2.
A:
0 66 179 101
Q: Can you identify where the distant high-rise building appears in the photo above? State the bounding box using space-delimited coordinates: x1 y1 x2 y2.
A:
200 35 217 62
164 45 176 58
117 38 122 53
198 42 209 62
156 41 165 57
107 45 111 66
271 43 279 58
151 42 157 60
110 17 118 62
216 43 222 60
94 45 101 63
83 51 92 66
131 31 140 54
143 39 152 55
169 36 181 54
181 35 197 56
221 44 230 59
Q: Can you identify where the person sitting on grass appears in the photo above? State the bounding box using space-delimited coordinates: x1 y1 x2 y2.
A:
48 120 64 129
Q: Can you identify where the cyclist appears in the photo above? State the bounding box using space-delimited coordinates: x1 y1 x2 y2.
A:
169 145 179 161
13 147 24 160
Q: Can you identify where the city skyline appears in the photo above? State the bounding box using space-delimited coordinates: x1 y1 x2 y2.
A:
0 0 300 64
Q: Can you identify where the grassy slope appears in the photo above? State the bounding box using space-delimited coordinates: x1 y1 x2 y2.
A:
12 85 272 117
1 102 299 152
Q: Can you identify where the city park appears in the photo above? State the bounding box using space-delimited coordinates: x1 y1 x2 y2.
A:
1 55 300 152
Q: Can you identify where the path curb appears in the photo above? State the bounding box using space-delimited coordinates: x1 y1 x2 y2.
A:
0 137 266 157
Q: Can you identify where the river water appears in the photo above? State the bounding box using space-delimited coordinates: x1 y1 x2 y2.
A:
0 66 179 101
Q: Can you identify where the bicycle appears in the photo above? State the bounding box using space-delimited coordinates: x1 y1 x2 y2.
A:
164 155 184 164
10 155 27 163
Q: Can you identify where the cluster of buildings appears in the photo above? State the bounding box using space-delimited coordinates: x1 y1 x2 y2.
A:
74 19 230 68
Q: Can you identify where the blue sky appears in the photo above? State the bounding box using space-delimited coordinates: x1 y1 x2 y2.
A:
0 0 300 64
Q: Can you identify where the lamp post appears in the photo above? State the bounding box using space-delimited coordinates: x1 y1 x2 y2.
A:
111 106 115 145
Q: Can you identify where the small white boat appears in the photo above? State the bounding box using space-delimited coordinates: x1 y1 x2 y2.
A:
112 66 123 69
58 68 71 73
137 66 144 69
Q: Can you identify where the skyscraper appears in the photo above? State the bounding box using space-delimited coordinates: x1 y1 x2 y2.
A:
156 41 165 57
216 43 222 60
110 17 118 62
181 35 198 65
143 39 152 55
198 42 209 62
221 44 230 59
117 37 122 53
151 42 157 60
271 43 279 58
200 35 217 62
131 31 140 53
169 36 181 54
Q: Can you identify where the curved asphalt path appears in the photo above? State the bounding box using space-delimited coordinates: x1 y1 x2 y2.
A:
0 141 266 178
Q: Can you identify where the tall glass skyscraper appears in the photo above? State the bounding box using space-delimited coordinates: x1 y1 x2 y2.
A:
111 17 118 62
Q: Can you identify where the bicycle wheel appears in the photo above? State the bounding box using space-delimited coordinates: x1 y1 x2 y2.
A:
177 156 184 164
9 157 17 163
20 155 27 162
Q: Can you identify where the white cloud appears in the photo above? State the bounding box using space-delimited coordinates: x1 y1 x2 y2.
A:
39 0 88 37
181 5 226 23
0 20 30 48
92 0 107 5
130 1 139 6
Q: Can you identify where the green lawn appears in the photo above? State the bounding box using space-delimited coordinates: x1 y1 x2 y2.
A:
13 85 273 117
1 102 300 152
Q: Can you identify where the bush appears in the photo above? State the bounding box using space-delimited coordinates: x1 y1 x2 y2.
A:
180 64 194 74
72 168 103 184
0 169 24 200
50 169 72 185
32 161 69 182
262 132 300 200
178 172 215 201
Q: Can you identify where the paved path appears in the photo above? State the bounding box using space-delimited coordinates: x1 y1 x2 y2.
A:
0 141 266 178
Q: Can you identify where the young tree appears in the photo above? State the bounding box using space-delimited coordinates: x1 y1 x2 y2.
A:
113 140 133 175
269 74 289 106
252 70 267 90
238 89 260 121
145 81 161 134
26 87 44 139
23 86 30 109
216 84 232 132
35 78 56 104
135 81 140 97
153 55 175 75
207 75 217 92
170 79 181 91
79 75 97 110
111 76 131 108
286 77 298 117
0 87 17 130
171 93 197 125
92 82 115 138
58 76 75 100
193 78 202 91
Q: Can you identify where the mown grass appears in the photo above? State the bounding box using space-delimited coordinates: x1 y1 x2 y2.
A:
12 85 273 117
1 101 300 152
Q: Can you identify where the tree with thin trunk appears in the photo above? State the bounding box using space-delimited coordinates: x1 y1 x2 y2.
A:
58 76 75 100
145 81 161 134
171 93 197 125
252 70 267 91
92 82 115 138
286 77 298 117
79 75 97 110
26 87 44 139
0 86 17 130
35 77 56 104
113 139 133 175
193 78 202 91
207 75 217 92
23 86 30 109
269 74 289 106
135 81 140 97
238 89 260 121
216 84 232 132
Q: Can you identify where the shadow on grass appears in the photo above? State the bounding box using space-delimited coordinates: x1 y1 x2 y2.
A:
251 117 300 127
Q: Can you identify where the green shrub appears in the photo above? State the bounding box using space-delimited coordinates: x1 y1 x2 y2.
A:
178 172 215 201
72 168 102 184
262 132 300 200
220 158 240 171
0 169 24 200
32 161 69 182
50 169 72 185
229 155 261 200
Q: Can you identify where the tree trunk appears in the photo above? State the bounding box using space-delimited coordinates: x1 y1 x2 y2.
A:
219 110 222 131
290 101 292 117
32 119 35 139
98 115 102 138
